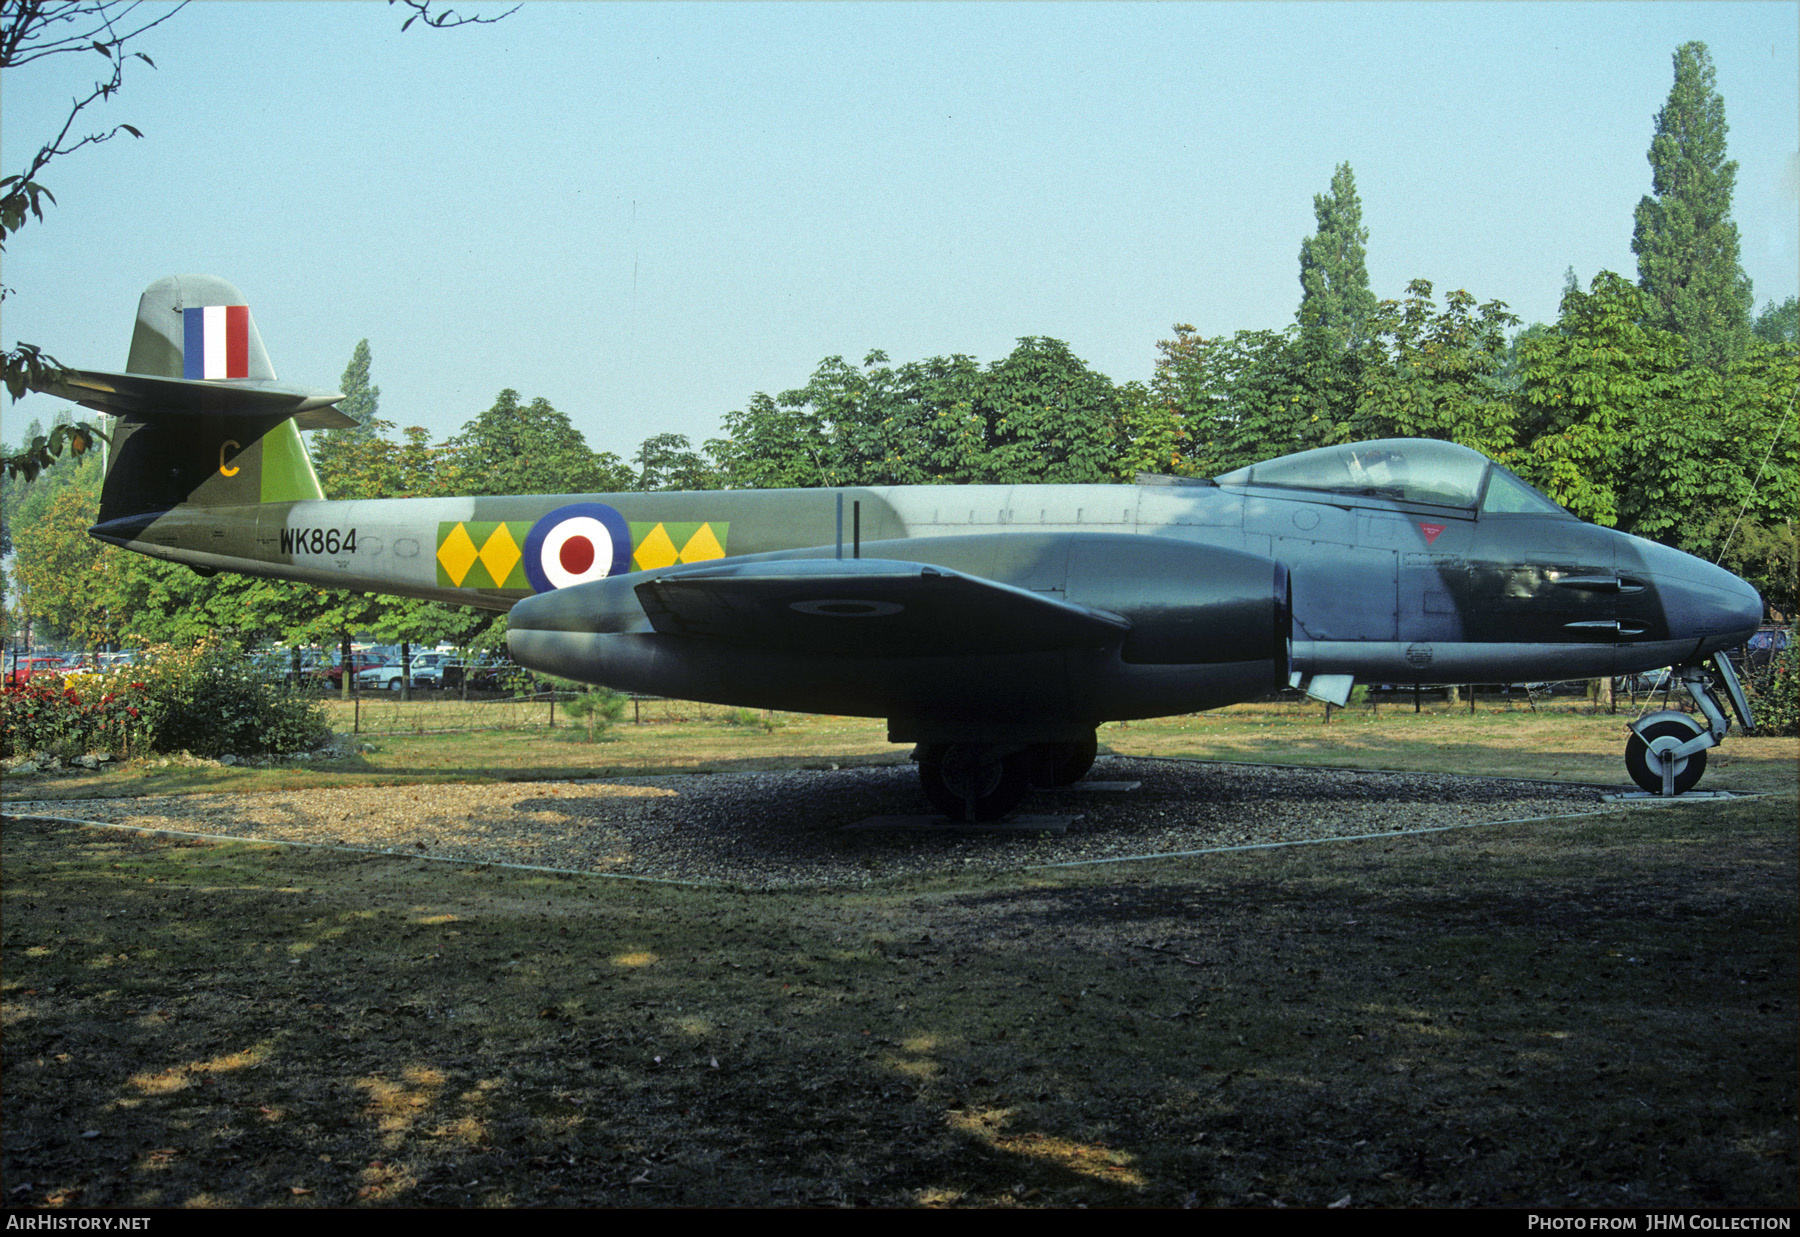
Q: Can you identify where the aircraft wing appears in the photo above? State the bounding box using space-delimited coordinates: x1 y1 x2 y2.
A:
35 368 356 429
634 557 1130 657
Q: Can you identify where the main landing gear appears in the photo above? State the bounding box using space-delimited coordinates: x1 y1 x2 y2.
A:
913 734 1099 822
1624 655 1755 796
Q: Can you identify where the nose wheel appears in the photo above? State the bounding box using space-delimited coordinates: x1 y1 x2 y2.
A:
1625 716 1708 795
1622 655 1754 796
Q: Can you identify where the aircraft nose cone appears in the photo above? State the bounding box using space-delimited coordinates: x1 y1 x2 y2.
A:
1634 538 1764 652
1723 571 1766 640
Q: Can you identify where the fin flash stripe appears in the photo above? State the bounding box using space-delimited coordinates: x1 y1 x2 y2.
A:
183 306 249 379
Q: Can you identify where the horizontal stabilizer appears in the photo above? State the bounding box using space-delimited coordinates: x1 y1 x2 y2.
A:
34 368 354 429
634 557 1130 657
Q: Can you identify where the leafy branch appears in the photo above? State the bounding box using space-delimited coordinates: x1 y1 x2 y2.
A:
388 0 519 32
3 417 110 483
0 2 188 264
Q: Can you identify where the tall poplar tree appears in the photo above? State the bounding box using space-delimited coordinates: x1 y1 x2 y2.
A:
311 338 387 487
1631 41 1754 370
336 338 382 432
1296 162 1378 357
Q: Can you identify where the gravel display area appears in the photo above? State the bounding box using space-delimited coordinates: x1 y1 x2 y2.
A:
4 758 1612 889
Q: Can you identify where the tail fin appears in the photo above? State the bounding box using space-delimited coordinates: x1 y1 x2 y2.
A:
34 275 352 523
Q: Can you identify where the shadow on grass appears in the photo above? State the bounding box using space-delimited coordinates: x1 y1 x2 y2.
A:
3 795 1792 1207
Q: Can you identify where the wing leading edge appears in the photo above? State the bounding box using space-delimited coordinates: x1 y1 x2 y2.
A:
508 556 1134 658
637 557 1130 657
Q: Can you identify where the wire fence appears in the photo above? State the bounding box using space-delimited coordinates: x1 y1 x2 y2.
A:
318 678 1688 738
319 692 760 736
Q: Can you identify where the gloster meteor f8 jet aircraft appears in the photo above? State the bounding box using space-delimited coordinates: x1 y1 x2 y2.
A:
38 276 1765 819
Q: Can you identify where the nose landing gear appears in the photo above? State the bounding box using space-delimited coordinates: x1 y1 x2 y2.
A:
1624 655 1755 796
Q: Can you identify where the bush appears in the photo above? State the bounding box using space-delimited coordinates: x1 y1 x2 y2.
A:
124 638 331 758
1 678 151 760
1744 638 1798 738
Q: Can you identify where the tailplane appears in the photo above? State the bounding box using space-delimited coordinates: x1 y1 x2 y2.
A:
33 275 353 523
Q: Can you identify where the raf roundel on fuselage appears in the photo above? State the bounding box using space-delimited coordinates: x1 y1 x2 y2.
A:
522 503 634 593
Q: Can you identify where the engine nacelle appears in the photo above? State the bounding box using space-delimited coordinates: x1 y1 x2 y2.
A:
507 531 1292 727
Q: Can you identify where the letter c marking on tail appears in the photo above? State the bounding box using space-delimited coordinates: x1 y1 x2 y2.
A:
219 440 241 477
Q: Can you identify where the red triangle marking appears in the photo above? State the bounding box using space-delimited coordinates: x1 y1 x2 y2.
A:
1419 522 1445 545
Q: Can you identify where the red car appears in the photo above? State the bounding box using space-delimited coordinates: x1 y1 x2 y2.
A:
310 652 391 689
4 655 68 688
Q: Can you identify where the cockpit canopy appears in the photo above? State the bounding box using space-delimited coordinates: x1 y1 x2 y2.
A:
1214 438 1565 516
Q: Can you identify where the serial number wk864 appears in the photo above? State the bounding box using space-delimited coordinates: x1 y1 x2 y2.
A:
280 527 358 555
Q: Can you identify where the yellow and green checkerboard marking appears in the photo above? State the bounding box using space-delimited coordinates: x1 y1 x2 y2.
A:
630 522 728 571
434 519 730 589
436 521 532 589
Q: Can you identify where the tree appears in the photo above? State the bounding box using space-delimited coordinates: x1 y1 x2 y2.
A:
387 0 519 31
975 337 1122 484
445 389 630 496
301 347 490 694
1512 272 1691 527
1631 41 1754 371
1509 266 1797 603
706 391 832 489
1145 326 1340 477
1112 379 1183 480
309 337 389 490
1296 162 1378 360
337 338 381 430
631 432 715 491
10 482 105 645
1753 297 1798 349
1349 280 1520 458
821 351 988 486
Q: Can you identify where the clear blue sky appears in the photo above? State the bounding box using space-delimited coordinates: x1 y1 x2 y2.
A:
5 1 1796 463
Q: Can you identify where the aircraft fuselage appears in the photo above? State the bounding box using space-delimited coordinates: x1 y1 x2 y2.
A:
92 473 1761 713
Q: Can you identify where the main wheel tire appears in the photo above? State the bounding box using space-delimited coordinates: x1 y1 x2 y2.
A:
918 745 1032 822
1032 735 1099 787
388 678 404 692
1625 717 1708 795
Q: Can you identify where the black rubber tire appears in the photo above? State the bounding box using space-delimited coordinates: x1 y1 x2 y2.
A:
1032 735 1099 787
1625 718 1708 795
388 678 404 692
918 745 1032 822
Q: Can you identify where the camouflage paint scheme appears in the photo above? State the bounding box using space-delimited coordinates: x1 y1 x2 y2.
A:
41 276 1765 816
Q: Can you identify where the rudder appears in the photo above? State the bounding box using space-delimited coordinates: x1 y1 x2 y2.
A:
33 276 350 523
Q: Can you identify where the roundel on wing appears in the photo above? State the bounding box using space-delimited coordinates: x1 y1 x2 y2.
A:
522 503 632 593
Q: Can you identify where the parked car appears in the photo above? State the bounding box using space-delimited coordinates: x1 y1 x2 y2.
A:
440 656 522 692
409 652 454 688
4 655 69 688
1736 626 1792 675
311 652 390 689
355 663 411 692
1623 670 1673 695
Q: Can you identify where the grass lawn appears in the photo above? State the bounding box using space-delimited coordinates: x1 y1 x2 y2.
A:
14 693 1794 800
4 696 1794 1207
